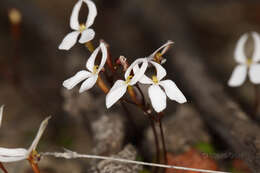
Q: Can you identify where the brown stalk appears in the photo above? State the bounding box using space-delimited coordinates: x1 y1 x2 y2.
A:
28 157 41 173
0 163 8 173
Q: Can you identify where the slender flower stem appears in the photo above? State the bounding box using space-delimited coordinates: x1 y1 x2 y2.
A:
158 113 167 169
97 76 109 94
136 84 146 106
254 85 259 116
127 86 142 106
9 8 22 86
149 117 160 173
28 159 41 173
0 163 8 173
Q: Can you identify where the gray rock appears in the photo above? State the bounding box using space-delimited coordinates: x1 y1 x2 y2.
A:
89 144 142 173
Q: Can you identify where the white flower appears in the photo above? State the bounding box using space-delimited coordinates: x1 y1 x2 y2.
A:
147 41 174 64
0 116 50 162
63 42 107 93
136 61 186 113
59 0 97 50
0 105 4 128
228 32 260 87
106 58 148 108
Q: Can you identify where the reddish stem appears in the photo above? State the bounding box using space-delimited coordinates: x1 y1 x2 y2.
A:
254 85 259 116
0 163 8 173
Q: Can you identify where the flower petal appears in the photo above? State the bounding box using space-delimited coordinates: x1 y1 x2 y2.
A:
79 74 98 93
0 105 4 128
129 59 148 85
58 31 80 50
252 32 260 62
133 65 153 84
0 155 26 163
106 80 127 108
86 46 100 72
97 42 108 73
234 33 248 64
228 65 247 87
150 61 167 81
0 148 27 157
84 0 97 28
70 0 83 30
148 40 174 60
249 64 260 84
148 85 166 113
26 116 51 157
78 29 95 44
159 80 187 104
63 70 92 90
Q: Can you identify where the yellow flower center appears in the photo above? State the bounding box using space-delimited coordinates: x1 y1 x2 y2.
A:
154 52 163 63
79 24 86 33
246 58 253 66
93 65 99 74
152 75 158 84
29 150 41 162
125 75 133 84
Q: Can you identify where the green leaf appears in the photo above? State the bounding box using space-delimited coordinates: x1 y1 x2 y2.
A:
195 142 216 154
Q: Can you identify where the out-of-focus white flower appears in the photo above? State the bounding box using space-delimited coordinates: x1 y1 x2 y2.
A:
59 0 97 50
106 58 148 108
228 32 260 87
147 41 174 64
0 116 50 162
63 42 107 93
136 61 186 113
0 105 4 128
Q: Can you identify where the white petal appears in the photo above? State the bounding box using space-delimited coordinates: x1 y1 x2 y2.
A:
148 40 174 60
86 46 100 72
0 155 26 162
228 65 247 87
129 60 148 85
159 80 187 104
78 29 95 44
234 33 248 64
0 148 27 157
58 31 80 50
83 0 97 28
63 70 92 90
125 58 147 79
79 74 98 93
249 64 260 84
106 80 127 108
252 32 260 62
148 85 166 113
26 116 51 157
133 65 153 84
70 0 83 30
150 61 167 81
97 42 108 73
0 105 4 127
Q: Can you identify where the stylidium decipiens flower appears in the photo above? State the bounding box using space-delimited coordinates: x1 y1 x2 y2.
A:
147 41 174 64
0 105 4 128
136 61 186 112
59 0 97 50
228 32 260 87
63 42 107 93
106 58 148 108
0 116 50 162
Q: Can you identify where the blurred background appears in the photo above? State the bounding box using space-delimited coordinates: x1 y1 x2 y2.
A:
1 0 260 172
